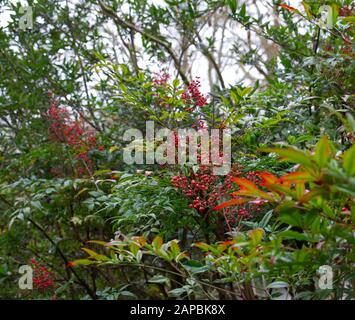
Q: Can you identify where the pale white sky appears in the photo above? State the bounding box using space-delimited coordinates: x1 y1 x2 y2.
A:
0 0 308 93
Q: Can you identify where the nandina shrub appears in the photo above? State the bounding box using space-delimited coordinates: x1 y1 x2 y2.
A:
181 78 208 109
30 258 55 292
72 138 354 300
212 136 354 299
45 97 104 177
149 72 211 131
152 73 208 111
171 164 266 239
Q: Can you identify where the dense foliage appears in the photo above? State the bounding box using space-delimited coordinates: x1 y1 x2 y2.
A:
0 0 354 300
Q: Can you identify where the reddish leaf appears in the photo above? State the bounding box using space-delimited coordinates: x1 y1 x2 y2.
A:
220 240 235 245
231 177 274 200
213 198 247 211
255 172 292 197
193 242 211 251
231 177 259 189
258 171 279 186
280 171 316 183
277 4 300 14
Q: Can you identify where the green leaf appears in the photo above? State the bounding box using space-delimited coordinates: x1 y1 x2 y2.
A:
169 287 186 297
248 228 264 245
136 250 143 263
263 147 317 171
149 275 170 284
267 281 289 289
152 235 163 251
259 210 273 228
193 242 211 251
170 240 180 258
129 242 140 255
230 91 239 104
341 16 355 24
182 260 209 274
228 0 238 15
346 113 355 132
70 259 96 266
331 3 339 27
278 209 303 227
278 230 319 242
239 3 246 18
81 248 110 261
172 78 180 88
75 188 89 198
302 1 313 18
242 87 252 96
30 201 43 210
314 136 335 167
343 144 355 176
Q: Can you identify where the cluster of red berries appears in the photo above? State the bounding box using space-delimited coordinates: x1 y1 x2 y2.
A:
339 6 353 16
172 165 220 213
171 164 239 213
245 171 261 184
30 258 54 291
153 71 170 86
151 74 208 119
172 164 266 228
182 78 208 109
46 96 104 176
151 71 174 110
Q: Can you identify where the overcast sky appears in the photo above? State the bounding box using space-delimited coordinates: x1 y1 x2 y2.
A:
0 0 307 92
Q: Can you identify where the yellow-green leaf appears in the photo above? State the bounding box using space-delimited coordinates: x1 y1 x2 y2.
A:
109 146 120 153
314 135 335 167
263 147 317 170
302 1 313 18
152 236 163 250
248 228 264 245
343 144 355 176
69 259 96 266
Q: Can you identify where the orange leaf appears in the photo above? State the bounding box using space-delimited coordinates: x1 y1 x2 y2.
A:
132 236 147 247
258 171 279 187
231 177 259 190
280 171 316 183
277 4 300 14
213 198 246 211
231 177 274 200
220 240 235 245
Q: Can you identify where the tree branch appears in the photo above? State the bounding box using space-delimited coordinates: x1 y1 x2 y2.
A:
97 0 189 84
